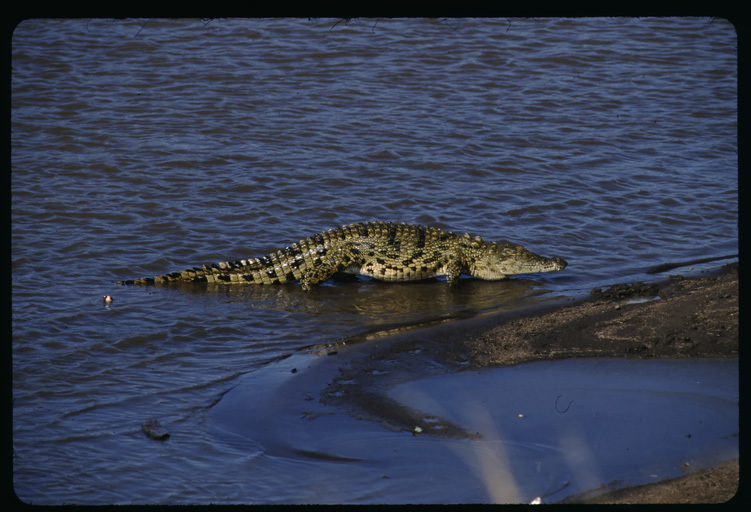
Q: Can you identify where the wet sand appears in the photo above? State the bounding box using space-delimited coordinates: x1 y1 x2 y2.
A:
322 262 739 503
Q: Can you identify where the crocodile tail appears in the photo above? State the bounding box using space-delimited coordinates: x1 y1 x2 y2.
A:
117 258 266 285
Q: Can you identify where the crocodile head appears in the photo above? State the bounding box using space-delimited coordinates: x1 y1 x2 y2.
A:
470 242 568 280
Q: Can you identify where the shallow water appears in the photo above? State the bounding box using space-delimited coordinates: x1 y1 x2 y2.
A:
12 17 737 504
210 355 738 504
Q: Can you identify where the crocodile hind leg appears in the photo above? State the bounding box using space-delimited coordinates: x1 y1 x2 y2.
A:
444 261 465 286
299 244 363 291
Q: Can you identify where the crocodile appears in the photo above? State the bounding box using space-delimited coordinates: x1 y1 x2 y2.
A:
117 221 567 291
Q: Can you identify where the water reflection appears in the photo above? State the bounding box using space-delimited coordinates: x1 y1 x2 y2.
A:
141 275 556 345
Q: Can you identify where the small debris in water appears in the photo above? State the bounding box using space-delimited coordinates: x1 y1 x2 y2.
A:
412 426 423 435
141 419 170 441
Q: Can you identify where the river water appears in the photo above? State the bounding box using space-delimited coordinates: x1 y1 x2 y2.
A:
12 18 737 504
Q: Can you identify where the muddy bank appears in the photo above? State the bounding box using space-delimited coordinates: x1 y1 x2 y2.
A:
320 263 738 503
458 262 738 367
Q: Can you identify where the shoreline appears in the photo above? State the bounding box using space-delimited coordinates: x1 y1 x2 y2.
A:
475 262 740 503
321 262 739 503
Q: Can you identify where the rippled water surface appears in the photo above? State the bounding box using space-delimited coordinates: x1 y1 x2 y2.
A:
12 18 737 504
